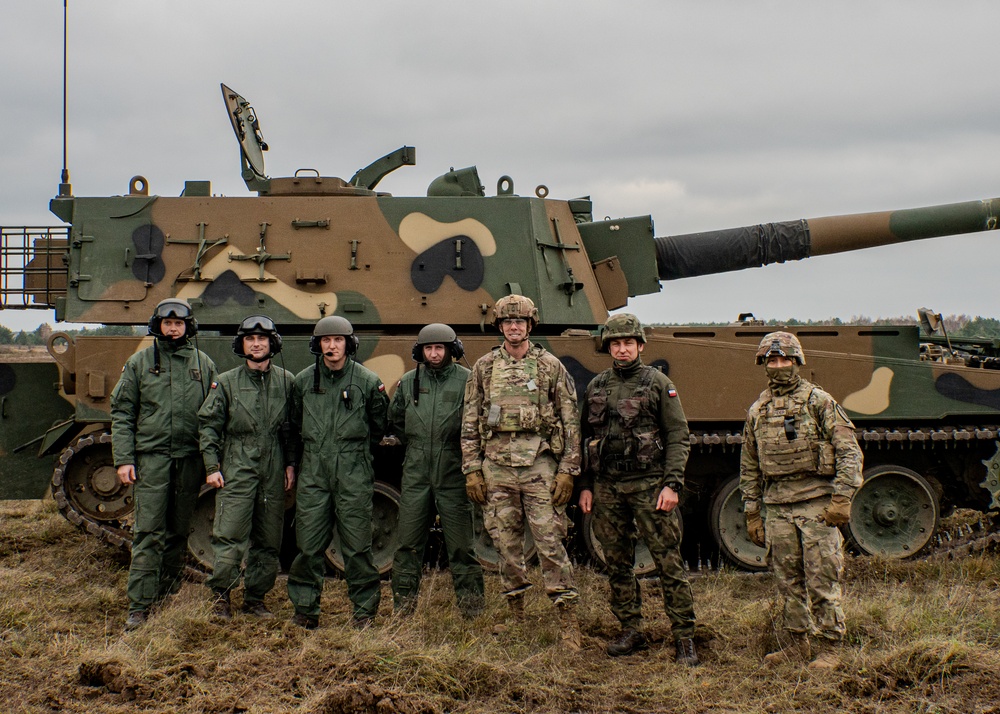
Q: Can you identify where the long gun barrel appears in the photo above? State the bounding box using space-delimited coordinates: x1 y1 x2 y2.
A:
654 198 1000 281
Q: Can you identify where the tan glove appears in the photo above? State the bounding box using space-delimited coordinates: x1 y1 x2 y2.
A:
551 472 574 507
466 470 487 505
745 510 766 547
820 494 852 527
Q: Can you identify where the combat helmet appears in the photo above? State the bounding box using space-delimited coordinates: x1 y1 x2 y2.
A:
755 331 806 365
147 298 198 340
490 294 539 328
232 314 282 361
309 315 358 356
599 313 646 353
412 323 465 362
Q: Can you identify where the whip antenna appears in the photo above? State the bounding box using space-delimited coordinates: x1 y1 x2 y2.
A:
58 0 72 197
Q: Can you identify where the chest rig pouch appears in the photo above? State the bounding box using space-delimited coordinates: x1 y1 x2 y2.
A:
757 387 835 480
587 367 662 472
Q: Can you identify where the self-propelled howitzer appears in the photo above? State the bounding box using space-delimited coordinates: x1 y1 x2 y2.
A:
2 83 999 574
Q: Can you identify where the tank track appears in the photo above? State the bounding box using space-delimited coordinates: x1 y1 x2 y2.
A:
51 431 134 550
50 426 1000 570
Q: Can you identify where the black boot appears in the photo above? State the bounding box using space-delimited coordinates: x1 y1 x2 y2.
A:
211 590 232 621
675 637 700 667
606 628 648 657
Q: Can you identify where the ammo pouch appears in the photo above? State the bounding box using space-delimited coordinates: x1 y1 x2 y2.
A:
488 402 539 432
759 438 817 479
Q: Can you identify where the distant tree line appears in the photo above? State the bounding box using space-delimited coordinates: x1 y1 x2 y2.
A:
666 315 1000 340
2 315 999 346
0 323 138 346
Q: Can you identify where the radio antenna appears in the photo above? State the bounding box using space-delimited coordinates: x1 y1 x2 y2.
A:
58 0 72 197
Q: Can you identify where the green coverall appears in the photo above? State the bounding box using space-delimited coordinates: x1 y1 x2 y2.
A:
110 339 216 613
286 360 388 621
388 361 485 614
198 363 296 604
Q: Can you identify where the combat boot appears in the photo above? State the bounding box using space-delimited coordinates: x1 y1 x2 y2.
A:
808 639 842 670
507 595 526 622
763 631 810 665
606 628 648 657
123 610 147 632
557 606 582 651
211 591 232 622
240 600 274 619
674 638 700 667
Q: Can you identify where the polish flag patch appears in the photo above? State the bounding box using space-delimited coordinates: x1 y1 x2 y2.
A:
377 383 386 393
211 381 219 389
667 388 677 398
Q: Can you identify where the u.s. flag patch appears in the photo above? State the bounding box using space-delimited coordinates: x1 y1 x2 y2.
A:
667 387 677 398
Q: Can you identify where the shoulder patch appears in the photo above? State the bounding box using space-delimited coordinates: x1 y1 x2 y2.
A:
377 383 386 393
211 381 219 389
667 387 677 398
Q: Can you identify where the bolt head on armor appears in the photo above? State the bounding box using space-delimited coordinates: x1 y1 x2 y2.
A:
754 331 806 365
600 313 646 352
490 294 539 327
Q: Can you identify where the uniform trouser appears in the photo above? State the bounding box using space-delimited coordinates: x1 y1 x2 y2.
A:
482 453 578 606
127 452 202 612
205 465 285 602
287 452 381 620
593 476 696 638
391 474 485 610
766 497 846 641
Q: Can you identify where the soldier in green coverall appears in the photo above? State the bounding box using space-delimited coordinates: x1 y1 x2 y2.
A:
198 316 297 621
388 323 485 617
579 313 699 666
111 298 216 631
286 316 389 629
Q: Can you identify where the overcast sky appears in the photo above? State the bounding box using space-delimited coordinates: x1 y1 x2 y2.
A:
2 1 999 333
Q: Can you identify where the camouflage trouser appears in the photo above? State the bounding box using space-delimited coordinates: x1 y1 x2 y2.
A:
128 452 202 612
482 453 578 606
766 497 846 641
593 476 695 638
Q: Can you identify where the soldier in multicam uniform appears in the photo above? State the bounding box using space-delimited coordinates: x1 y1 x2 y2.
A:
389 323 485 617
739 331 863 670
286 316 389 630
111 298 216 631
198 315 297 621
461 295 583 650
579 314 699 666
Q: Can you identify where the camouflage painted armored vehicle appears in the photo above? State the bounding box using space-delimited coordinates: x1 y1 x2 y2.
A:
2 84 1000 574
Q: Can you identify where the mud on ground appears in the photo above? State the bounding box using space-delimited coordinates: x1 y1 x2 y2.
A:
3 499 1000 713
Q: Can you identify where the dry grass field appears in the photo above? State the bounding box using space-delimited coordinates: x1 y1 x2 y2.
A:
2 499 1000 713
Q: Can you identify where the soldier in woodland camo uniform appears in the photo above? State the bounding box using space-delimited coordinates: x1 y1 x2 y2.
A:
579 314 699 666
461 295 583 650
739 331 863 670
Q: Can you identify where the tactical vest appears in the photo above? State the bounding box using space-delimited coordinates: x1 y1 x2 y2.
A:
488 352 543 432
482 349 564 455
755 385 836 480
586 366 662 474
